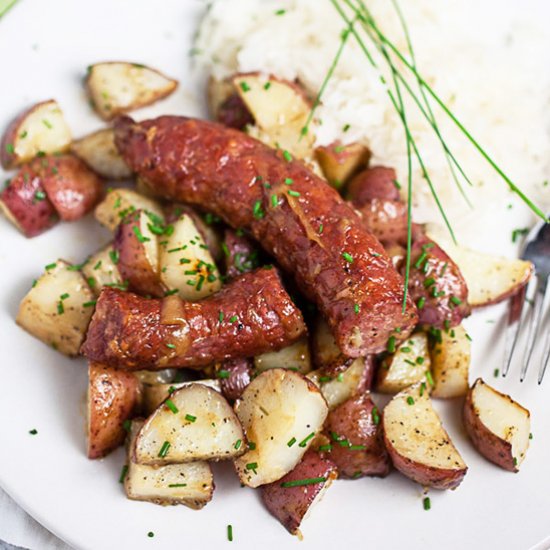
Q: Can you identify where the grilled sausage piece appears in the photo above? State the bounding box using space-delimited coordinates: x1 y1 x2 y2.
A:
81 268 306 370
114 116 417 356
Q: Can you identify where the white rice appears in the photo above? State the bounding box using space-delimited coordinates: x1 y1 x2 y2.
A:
194 0 550 244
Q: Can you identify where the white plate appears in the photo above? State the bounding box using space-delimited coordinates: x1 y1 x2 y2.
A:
0 1 549 549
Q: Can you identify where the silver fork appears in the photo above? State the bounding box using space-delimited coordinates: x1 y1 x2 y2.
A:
502 217 550 384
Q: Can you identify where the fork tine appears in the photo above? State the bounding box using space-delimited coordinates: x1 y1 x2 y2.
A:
537 275 550 384
519 276 544 382
502 280 531 377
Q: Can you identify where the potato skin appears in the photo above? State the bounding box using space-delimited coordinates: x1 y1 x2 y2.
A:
0 166 58 237
217 93 254 129
218 357 253 401
114 209 164 297
404 236 470 328
347 166 400 204
115 116 417 356
87 362 141 459
81 268 306 370
261 450 337 534
462 382 517 472
354 198 408 246
36 155 104 221
325 393 390 478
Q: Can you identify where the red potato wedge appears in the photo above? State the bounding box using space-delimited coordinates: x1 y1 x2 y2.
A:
159 213 222 300
71 128 132 179
376 332 432 394
315 141 371 190
86 62 178 120
383 382 467 489
354 198 408 246
125 420 214 509
16 260 95 356
0 166 58 237
254 336 312 375
430 324 470 399
207 76 254 130
232 73 315 158
405 236 470 328
463 378 530 472
95 188 163 231
87 362 141 459
142 379 222 416
261 451 337 535
218 358 253 402
307 357 372 410
310 318 351 372
36 155 104 221
1 99 71 169
234 369 328 488
426 230 534 308
114 209 164 297
81 243 123 296
134 383 246 466
346 166 400 204
325 393 390 478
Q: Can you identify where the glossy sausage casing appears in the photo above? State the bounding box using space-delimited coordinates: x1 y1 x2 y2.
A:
81 268 306 370
115 116 417 356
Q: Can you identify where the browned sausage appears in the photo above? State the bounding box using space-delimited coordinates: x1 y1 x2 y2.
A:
81 267 306 370
114 116 417 356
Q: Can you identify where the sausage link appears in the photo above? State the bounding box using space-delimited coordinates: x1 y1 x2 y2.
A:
81 267 305 370
114 116 417 355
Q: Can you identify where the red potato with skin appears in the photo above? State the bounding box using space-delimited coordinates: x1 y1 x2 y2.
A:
405 236 470 328
115 116 418 356
222 228 261 279
217 93 254 130
315 141 371 189
218 358 253 401
1 99 72 169
261 451 338 535
81 268 306 370
114 209 164 297
37 155 104 221
347 166 400 204
87 362 141 459
353 199 408 246
0 166 58 237
325 393 390 478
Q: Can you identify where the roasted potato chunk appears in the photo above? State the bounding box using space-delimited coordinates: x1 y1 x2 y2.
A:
94 188 163 231
234 369 328 487
125 420 214 509
86 62 178 120
71 128 132 179
159 213 222 299
254 336 312 375
261 450 337 535
17 260 95 356
134 384 245 465
87 363 141 459
1 99 71 169
376 332 431 394
81 243 123 296
430 324 470 398
315 141 370 190
463 378 530 471
383 382 467 489
325 393 390 478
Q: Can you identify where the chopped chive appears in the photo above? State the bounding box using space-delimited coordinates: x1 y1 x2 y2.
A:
343 123 351 132
275 8 286 15
227 524 233 542
425 371 434 386
229 315 238 323
83 300 97 308
282 150 293 162
122 419 132 432
217 369 230 379
164 289 178 297
246 462 258 472
165 399 179 414
45 262 57 271
109 249 119 264
337 373 344 382
271 194 279 207
252 200 264 219
284 178 294 185
219 311 224 323
406 396 415 405
42 119 53 129
318 223 324 234
416 356 425 365
414 252 428 269
158 441 171 458
168 483 187 488
511 228 529 243
529 433 533 440
239 81 250 92
419 382 427 397
34 190 46 201
185 414 197 423
5 143 14 154
287 437 297 447
234 439 242 450
147 532 154 538
423 497 431 511
493 368 499 378
318 444 333 452
423 277 436 288
29 429 38 435
264 82 271 90
450 295 462 306
60 292 70 300
298 432 315 448
387 336 396 353
371 406 380 425
288 190 301 197
57 301 64 315
342 252 354 263
400 346 412 353
132 225 150 243
119 464 129 483
281 477 327 488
